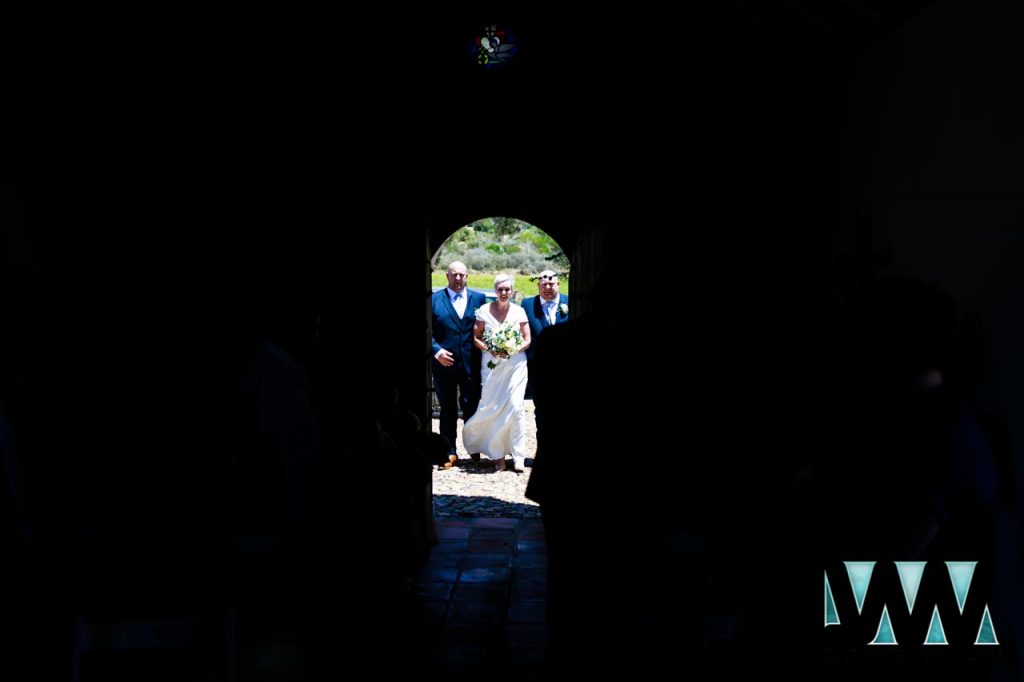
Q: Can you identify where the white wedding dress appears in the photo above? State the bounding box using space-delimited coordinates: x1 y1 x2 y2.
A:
462 304 530 469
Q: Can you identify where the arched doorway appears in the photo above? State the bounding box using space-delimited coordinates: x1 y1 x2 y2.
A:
416 215 573 679
428 215 569 517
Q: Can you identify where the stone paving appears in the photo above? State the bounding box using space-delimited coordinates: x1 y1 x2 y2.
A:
431 400 541 518
415 516 548 677
424 405 547 674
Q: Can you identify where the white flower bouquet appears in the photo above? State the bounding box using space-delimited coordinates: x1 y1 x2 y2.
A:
483 322 524 369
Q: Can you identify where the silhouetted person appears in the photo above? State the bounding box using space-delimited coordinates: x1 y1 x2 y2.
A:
832 277 998 560
807 277 1001 680
236 281 354 677
240 287 331 539
526 275 653 675
363 382 440 580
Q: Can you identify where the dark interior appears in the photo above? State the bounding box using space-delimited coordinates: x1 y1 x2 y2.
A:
3 2 1022 679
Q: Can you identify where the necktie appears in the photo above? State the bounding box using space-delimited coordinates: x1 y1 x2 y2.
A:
544 300 555 324
453 291 463 318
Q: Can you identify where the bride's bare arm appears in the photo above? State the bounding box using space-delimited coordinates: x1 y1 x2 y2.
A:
473 320 490 353
518 321 531 353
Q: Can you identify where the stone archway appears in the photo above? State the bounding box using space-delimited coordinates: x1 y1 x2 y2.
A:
426 216 570 517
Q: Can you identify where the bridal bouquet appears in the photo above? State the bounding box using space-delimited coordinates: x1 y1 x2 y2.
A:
483 322 524 369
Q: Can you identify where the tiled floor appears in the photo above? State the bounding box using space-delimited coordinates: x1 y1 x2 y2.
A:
414 516 548 678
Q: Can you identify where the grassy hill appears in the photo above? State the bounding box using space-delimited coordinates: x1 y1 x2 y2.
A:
431 272 570 295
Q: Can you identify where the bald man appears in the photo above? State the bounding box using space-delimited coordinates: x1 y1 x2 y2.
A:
431 261 488 461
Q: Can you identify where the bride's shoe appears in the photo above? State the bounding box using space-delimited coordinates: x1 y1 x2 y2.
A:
494 459 506 472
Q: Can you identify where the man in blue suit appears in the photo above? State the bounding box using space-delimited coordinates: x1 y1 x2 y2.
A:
523 269 569 364
432 261 488 462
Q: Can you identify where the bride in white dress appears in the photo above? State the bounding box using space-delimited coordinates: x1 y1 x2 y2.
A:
462 273 532 472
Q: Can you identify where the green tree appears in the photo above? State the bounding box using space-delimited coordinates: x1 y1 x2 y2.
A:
434 217 569 277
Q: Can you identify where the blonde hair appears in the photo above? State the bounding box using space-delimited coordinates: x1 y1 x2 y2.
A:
494 273 515 289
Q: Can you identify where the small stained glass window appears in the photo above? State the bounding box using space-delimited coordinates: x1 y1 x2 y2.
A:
474 25 517 68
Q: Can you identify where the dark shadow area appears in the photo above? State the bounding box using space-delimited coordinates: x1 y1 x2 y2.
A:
3 2 1023 680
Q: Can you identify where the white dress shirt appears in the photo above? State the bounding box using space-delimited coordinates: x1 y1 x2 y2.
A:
542 298 557 325
449 287 467 319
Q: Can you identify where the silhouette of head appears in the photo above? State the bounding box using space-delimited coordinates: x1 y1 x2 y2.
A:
854 276 956 378
262 278 321 358
590 272 628 314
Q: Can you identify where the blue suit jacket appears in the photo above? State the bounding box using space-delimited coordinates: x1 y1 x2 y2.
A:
522 293 569 361
431 288 488 375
